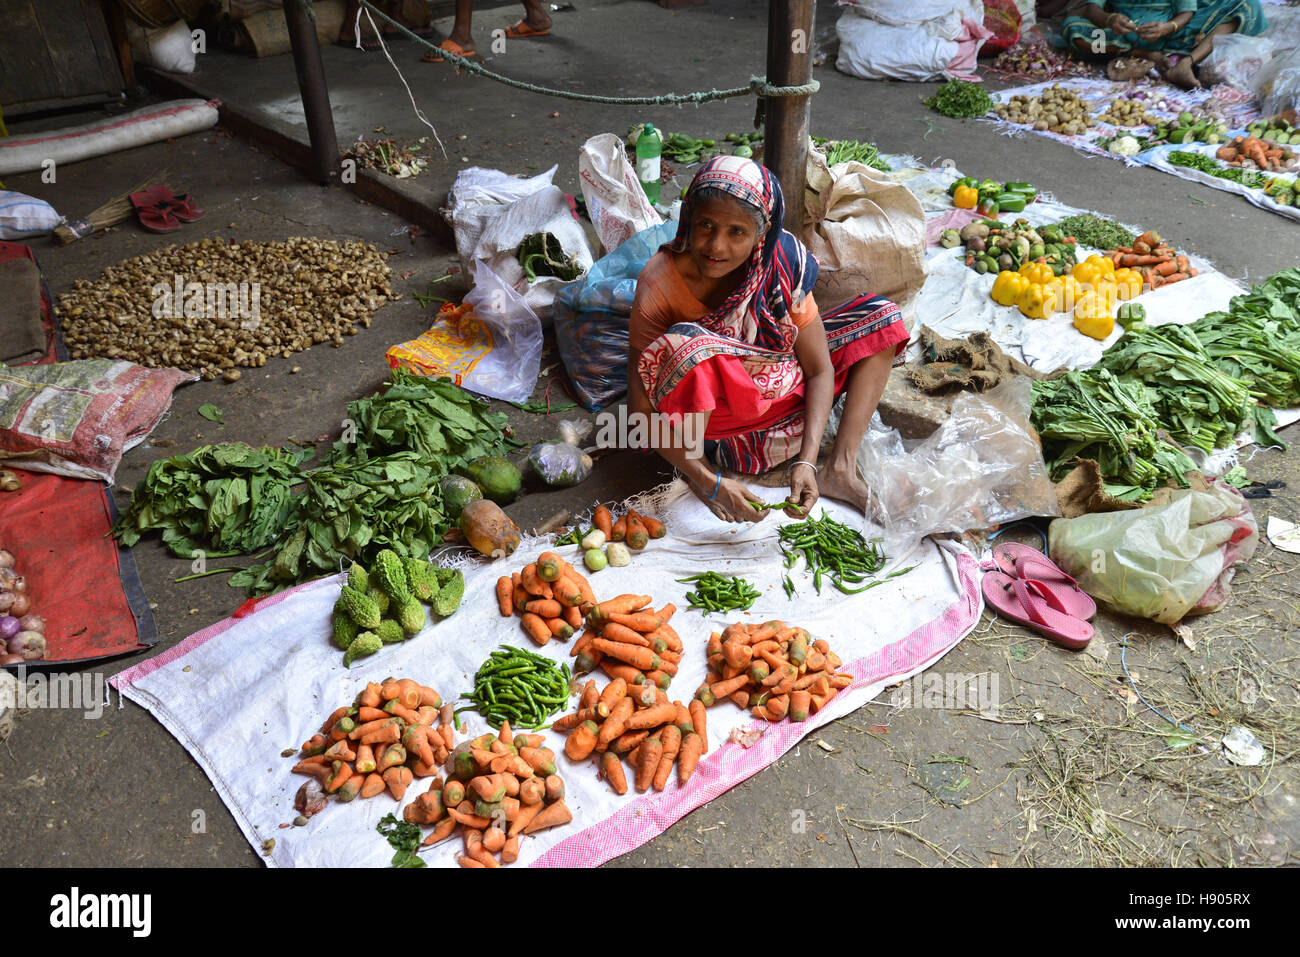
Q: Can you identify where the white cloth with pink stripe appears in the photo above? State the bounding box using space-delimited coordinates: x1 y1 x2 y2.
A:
113 481 982 868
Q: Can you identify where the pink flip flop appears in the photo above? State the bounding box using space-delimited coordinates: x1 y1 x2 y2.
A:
991 542 1096 621
982 570 1094 651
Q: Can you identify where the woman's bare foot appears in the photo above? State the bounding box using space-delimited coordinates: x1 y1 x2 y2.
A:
1105 56 1153 82
1163 57 1201 90
816 458 870 512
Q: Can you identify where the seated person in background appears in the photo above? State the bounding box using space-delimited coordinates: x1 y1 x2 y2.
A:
1061 0 1268 88
627 156 907 525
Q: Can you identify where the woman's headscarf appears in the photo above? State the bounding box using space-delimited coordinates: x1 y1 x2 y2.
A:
665 155 817 353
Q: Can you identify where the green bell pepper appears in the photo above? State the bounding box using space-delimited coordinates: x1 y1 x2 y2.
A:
994 192 1027 212
1117 302 1146 329
947 176 977 197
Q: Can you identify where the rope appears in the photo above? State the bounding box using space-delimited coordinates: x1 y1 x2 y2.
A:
357 0 820 106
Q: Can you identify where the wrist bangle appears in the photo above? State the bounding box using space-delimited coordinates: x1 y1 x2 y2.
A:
791 460 818 474
710 472 722 500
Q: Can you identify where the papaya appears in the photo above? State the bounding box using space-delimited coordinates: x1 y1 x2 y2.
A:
460 499 522 559
459 455 522 505
439 474 483 519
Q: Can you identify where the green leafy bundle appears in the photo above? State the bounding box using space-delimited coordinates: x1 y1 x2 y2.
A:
923 79 995 118
1049 213 1134 251
111 444 313 558
1031 369 1198 500
331 370 520 470
230 452 446 595
812 136 892 172
1097 323 1254 453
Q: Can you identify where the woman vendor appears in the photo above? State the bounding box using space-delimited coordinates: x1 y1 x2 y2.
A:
627 156 908 525
1061 0 1268 88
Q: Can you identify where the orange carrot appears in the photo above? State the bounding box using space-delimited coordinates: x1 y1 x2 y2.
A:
457 855 486 868
319 706 350 735
678 732 703 784
550 574 584 608
601 621 654 648
598 661 645 686
611 514 628 542
422 816 457 846
496 577 515 616
536 551 564 582
513 584 531 614
383 767 413 800
520 612 553 646
597 696 636 748
546 617 574 640
592 594 652 620
606 611 664 634
597 678 628 717
552 706 599 732
625 511 650 550
697 673 749 705
525 598 563 619
448 805 493 829
300 732 327 756
521 563 552 598
545 774 565 803
565 721 600 761
562 603 583 629
627 701 677 730
358 682 383 709
789 690 812 722
638 513 666 539
593 505 614 540
653 725 682 791
591 638 659 671
635 738 663 792
324 760 353 793
481 824 507 854
523 799 573 834
509 801 543 837
689 700 708 752
291 759 331 781
600 750 628 795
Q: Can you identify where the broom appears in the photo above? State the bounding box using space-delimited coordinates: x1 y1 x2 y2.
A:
54 172 169 245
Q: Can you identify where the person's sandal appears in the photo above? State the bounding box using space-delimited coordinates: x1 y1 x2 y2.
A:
146 186 205 223
422 39 476 63
129 191 181 233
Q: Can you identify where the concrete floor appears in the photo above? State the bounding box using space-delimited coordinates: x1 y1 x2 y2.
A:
0 0 1297 868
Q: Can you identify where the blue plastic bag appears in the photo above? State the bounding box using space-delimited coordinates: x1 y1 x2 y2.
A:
553 221 677 411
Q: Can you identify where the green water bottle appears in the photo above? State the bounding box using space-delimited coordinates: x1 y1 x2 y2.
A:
636 122 662 206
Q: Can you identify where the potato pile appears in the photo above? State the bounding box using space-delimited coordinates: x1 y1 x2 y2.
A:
697 620 851 722
58 237 394 380
1097 97 1159 128
558 677 708 794
993 85 1096 136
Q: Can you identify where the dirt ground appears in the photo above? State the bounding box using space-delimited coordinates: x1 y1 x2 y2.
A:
0 0 1296 868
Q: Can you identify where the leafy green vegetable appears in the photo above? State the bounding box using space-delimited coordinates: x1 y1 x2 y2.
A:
1167 151 1269 189
198 403 224 424
377 813 426 868
331 370 520 471
1223 465 1249 488
510 397 579 414
1098 323 1254 453
812 136 892 172
1050 213 1134 251
1031 369 1197 500
230 452 446 596
517 232 583 281
112 444 313 558
923 80 995 119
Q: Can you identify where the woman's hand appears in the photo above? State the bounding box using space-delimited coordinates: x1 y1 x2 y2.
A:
788 464 819 518
1136 19 1176 40
693 474 767 523
1108 12 1138 32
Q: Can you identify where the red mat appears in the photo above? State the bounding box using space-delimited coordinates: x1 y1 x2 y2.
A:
0 241 157 668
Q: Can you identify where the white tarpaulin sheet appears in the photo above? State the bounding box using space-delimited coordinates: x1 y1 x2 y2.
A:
113 482 981 868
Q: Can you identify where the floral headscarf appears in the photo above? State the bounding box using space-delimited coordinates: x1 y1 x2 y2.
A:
666 155 817 353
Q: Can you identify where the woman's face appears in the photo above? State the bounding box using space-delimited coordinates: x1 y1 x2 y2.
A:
687 196 762 280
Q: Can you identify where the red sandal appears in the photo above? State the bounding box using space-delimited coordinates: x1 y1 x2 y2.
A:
129 191 181 233
146 186 205 223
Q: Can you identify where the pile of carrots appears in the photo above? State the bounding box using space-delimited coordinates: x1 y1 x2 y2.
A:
1107 230 1196 291
291 678 453 803
404 721 573 868
1216 136 1294 171
571 593 681 690
592 504 666 550
557 677 708 794
697 621 852 722
495 551 597 646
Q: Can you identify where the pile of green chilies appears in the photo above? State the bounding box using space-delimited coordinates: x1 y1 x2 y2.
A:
676 572 761 615
458 646 572 730
777 511 915 597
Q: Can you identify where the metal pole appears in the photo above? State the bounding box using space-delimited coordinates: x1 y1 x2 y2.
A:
763 0 815 232
284 0 341 185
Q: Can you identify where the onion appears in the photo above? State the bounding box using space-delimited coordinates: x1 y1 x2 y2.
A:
0 616 18 640
11 576 26 594
6 634 23 654
16 631 44 661
0 654 24 666
0 568 15 589
0 593 12 613
8 594 29 616
0 550 13 569
18 615 44 634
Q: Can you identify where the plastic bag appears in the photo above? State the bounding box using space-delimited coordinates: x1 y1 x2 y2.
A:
1048 481 1258 625
1201 33 1277 91
441 166 594 321
577 133 663 255
552 220 678 411
853 377 1059 554
407 260 544 404
1262 47 1300 119
528 420 593 488
0 190 61 240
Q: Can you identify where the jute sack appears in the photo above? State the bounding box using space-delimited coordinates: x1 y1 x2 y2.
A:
800 146 927 323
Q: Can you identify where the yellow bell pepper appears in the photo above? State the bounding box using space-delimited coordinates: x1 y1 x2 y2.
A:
1085 254 1115 275
1017 283 1056 320
1112 268 1143 300
1055 275 1083 312
991 270 1030 307
1073 293 1115 340
1091 278 1119 310
953 185 978 209
1071 260 1104 286
1018 262 1054 286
